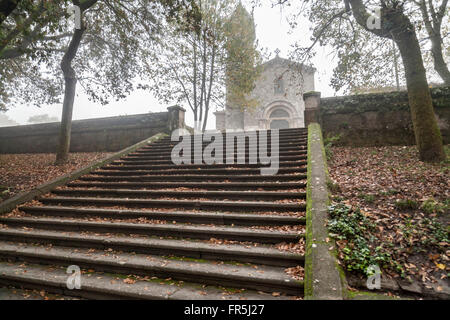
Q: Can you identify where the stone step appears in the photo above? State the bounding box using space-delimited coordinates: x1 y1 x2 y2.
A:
0 216 303 243
0 262 290 300
158 130 307 140
67 181 307 190
157 132 308 142
152 138 308 148
0 127 310 299
108 160 307 169
0 286 79 300
140 143 307 152
131 147 307 156
121 154 307 163
20 206 306 226
78 174 307 182
147 138 308 147
0 243 303 296
0 228 303 267
51 189 306 201
128 148 307 157
38 196 306 212
91 167 306 176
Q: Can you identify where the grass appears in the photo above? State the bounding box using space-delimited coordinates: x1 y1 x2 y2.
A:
394 199 419 211
324 134 341 160
379 189 399 196
420 198 449 214
326 179 341 193
357 193 376 203
0 185 10 201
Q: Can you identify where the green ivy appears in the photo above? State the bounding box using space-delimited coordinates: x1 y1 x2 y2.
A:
420 217 449 246
323 134 341 160
328 203 403 277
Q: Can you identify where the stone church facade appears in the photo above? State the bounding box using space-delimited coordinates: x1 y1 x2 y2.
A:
215 54 316 131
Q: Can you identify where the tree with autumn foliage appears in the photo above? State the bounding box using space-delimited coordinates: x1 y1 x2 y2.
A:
224 2 262 112
145 0 261 132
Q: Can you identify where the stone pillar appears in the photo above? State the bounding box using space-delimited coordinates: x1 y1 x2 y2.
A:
214 111 225 131
167 105 186 132
303 91 321 126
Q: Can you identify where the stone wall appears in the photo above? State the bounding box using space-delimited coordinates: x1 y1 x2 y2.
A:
314 86 450 146
0 107 185 154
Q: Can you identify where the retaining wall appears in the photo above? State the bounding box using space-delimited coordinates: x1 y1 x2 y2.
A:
0 107 185 154
313 86 450 146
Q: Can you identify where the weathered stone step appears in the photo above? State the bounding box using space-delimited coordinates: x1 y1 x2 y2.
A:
109 160 307 169
141 142 307 152
20 206 305 226
0 228 303 266
157 130 307 141
67 181 307 190
39 196 306 212
157 132 308 143
0 286 73 300
0 216 303 244
0 262 289 300
51 188 306 201
128 149 307 157
91 167 306 176
152 138 308 148
122 154 307 163
148 137 308 146
78 173 307 182
0 244 303 296
162 128 307 136
132 146 307 156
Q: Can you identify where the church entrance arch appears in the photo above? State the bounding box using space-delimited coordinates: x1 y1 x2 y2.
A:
262 101 296 130
269 108 290 129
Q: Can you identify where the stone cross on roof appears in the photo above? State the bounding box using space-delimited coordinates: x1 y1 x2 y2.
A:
274 48 280 56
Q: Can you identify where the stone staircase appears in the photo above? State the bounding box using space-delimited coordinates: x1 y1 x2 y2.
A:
0 127 308 299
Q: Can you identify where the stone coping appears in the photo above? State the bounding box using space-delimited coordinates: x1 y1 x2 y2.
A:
304 122 347 299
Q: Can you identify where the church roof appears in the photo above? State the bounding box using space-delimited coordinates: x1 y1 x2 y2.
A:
261 55 316 74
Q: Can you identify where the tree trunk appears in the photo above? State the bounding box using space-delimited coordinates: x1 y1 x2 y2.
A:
55 27 85 165
430 34 450 85
393 28 445 162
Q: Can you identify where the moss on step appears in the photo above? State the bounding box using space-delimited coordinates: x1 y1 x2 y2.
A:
347 290 403 300
162 255 253 266
304 123 348 300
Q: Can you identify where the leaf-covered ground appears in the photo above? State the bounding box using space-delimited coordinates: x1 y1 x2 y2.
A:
328 145 449 295
0 153 112 202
